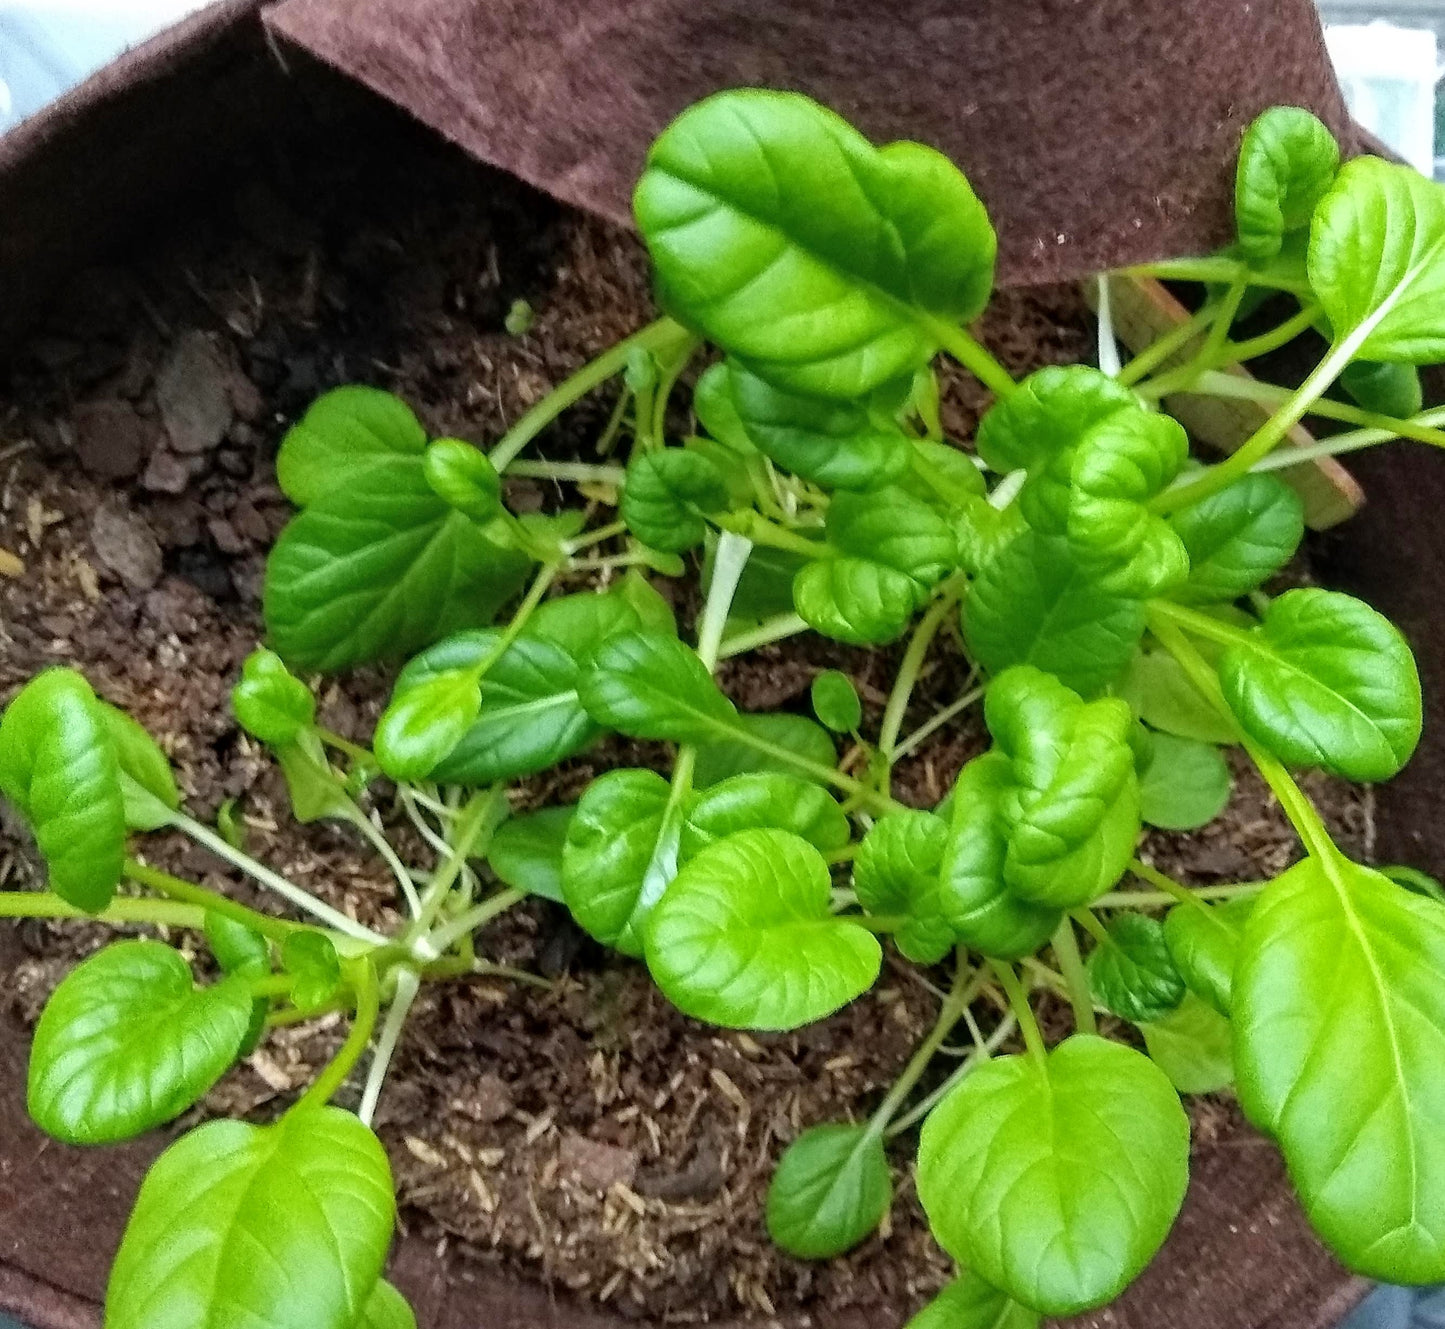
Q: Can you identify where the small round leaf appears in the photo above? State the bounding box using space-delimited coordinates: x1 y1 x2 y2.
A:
765 1123 891 1259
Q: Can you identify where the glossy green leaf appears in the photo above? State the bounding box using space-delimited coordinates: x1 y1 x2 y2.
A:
579 630 737 743
1235 106 1340 261
1341 360 1423 419
232 648 315 747
375 668 480 783
645 828 880 1029
723 543 807 621
1086 912 1185 1023
487 805 574 903
275 731 352 824
106 1107 394 1329
1118 648 1238 744
953 492 1028 577
611 569 678 636
917 1034 1189 1315
275 386 427 506
357 1281 417 1329
1235 855 1445 1280
693 711 837 788
1309 156 1445 363
905 437 987 512
635 89 996 398
97 702 181 831
563 769 682 957
725 359 912 490
0 668 125 913
28 941 252 1145
905 1273 1040 1329
622 448 730 553
422 438 502 522
853 810 953 964
827 486 958 585
1169 473 1304 605
693 361 756 454
963 532 1146 696
793 557 923 645
281 931 342 1012
1142 993 1235 1094
1138 732 1232 830
1382 863 1445 903
1219 588 1421 781
205 914 270 1056
811 669 862 732
1163 896 1255 1016
765 1123 891 1258
681 773 849 861
974 365 1136 480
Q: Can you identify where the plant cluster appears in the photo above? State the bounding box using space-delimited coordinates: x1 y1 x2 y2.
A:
4 93 1445 1328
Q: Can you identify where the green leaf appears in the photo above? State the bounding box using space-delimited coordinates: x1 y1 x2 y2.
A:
1235 106 1340 262
1138 732 1232 830
1086 912 1186 1023
645 828 881 1029
1308 156 1445 363
422 438 502 522
622 448 730 553
1235 855 1445 1280
1163 896 1255 1016
563 769 683 956
357 1281 417 1329
693 361 756 453
975 364 1136 479
487 805 574 903
681 773 849 861
725 359 912 490
232 648 316 747
905 438 987 512
793 557 924 645
275 731 352 824
1341 360 1423 419
1219 588 1421 781
97 702 180 831
953 493 1028 577
611 569 678 636
811 669 862 732
28 940 252 1145
1168 474 1304 605
1381 863 1445 903
275 386 427 507
579 630 737 743
905 1273 1040 1329
693 711 837 788
963 532 1146 696
281 931 342 1012
1118 648 1238 745
938 754 1061 960
827 487 959 585
1142 993 1235 1094
205 914 270 1056
375 668 480 783
853 810 954 964
0 668 125 912
917 1034 1189 1315
765 1123 891 1258
106 1107 394 1329
635 89 996 399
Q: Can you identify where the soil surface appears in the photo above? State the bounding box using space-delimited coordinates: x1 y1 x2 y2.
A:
0 116 1368 1323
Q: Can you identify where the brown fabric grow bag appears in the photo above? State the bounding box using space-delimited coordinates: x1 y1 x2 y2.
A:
0 2 1425 1326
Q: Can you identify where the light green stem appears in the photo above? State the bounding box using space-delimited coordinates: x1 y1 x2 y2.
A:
697 532 753 671
990 960 1047 1063
339 807 421 917
1115 298 1220 387
1094 881 1267 908
124 858 303 944
886 1010 1019 1137
892 684 983 761
1050 917 1097 1036
878 589 959 773
717 612 810 659
406 786 508 944
358 966 421 1126
425 888 525 957
925 318 1017 398
294 960 380 1111
0 891 204 930
505 460 628 485
1136 302 1323 400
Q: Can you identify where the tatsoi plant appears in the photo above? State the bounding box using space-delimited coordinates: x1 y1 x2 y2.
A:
3 94 1445 1326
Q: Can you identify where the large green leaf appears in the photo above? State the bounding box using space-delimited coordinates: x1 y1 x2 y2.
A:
693 711 837 788
0 668 126 912
1163 896 1255 1015
1218 588 1421 782
487 805 573 903
905 1274 1040 1329
1168 474 1304 606
1142 993 1235 1095
1138 732 1232 831
274 386 427 506
852 810 954 964
1234 855 1445 1281
1308 157 1445 363
1235 107 1340 262
645 828 880 1029
634 89 996 398
622 448 731 553
106 1108 394 1329
917 1034 1189 1315
579 631 738 743
28 940 252 1145
963 532 1146 696
681 773 849 861
765 1123 891 1258
1085 913 1185 1023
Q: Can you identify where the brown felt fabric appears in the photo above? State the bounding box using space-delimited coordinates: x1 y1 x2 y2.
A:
262 0 1357 287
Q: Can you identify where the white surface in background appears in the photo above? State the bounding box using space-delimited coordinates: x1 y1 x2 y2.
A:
1324 21 1440 172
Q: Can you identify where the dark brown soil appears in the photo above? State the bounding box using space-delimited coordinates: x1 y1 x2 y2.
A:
0 118 1368 1324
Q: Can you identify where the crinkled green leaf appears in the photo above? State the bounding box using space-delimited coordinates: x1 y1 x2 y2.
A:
97 702 180 831
635 89 996 399
645 828 881 1029
693 711 837 788
1309 157 1445 363
765 1123 891 1258
1142 993 1235 1095
681 773 848 861
693 361 756 454
974 365 1135 480
1341 359 1423 419
374 668 480 783
953 493 1028 577
579 630 737 743
1169 473 1304 605
1219 588 1421 781
0 668 125 912
232 647 316 747
487 805 574 903
1163 895 1255 1016
1085 912 1185 1023
963 532 1146 696
275 385 427 507
904 437 987 513
622 448 730 553
905 1273 1040 1329
1234 855 1445 1281
853 810 953 964
1138 732 1232 831
1235 106 1340 262
811 669 862 732
793 557 923 645
28 941 252 1145
106 1108 394 1329
422 438 501 523
1118 648 1239 744
827 486 958 585
918 1034 1189 1316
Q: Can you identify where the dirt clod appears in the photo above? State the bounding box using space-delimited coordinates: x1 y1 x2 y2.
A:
71 399 155 480
89 501 163 589
155 330 233 455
